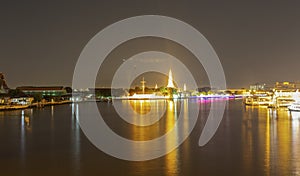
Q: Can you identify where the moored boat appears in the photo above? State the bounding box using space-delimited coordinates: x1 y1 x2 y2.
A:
288 102 300 111
244 96 272 106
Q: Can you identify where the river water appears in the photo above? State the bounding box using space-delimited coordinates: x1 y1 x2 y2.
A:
1 99 300 175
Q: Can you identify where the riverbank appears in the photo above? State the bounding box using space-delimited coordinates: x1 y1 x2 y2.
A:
0 100 72 111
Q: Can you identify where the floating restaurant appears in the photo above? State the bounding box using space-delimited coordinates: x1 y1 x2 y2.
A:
243 81 300 109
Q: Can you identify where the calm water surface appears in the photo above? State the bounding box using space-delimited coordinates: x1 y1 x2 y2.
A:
1 99 300 176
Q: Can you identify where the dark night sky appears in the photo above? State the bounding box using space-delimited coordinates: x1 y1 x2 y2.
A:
1 1 300 88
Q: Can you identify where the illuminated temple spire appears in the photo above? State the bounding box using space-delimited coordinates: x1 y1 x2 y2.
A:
167 69 175 88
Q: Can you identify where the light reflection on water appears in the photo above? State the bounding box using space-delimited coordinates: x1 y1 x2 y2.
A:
126 99 182 175
243 106 300 176
165 100 179 176
2 100 300 175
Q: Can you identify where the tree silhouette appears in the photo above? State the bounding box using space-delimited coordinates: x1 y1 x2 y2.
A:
0 73 9 93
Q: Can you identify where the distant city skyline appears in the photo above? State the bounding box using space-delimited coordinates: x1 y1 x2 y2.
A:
1 1 300 88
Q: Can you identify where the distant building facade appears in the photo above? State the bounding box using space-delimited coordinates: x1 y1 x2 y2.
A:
16 86 67 97
250 83 267 91
87 88 125 97
275 82 300 90
225 88 248 95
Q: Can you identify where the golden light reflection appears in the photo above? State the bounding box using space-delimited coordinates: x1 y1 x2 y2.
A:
50 106 55 131
127 100 181 175
290 111 300 175
246 106 300 175
20 110 25 165
265 109 271 176
242 106 254 173
129 100 151 115
20 110 32 165
182 99 190 138
71 103 81 174
276 111 291 175
166 100 175 131
165 100 179 176
21 110 31 130
51 105 54 117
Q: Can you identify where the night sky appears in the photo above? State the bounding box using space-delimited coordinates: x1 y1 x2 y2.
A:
1 1 300 89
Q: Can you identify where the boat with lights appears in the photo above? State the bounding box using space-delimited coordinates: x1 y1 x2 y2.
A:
288 102 300 111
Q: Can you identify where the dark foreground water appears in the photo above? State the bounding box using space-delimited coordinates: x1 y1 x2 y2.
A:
1 99 300 176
